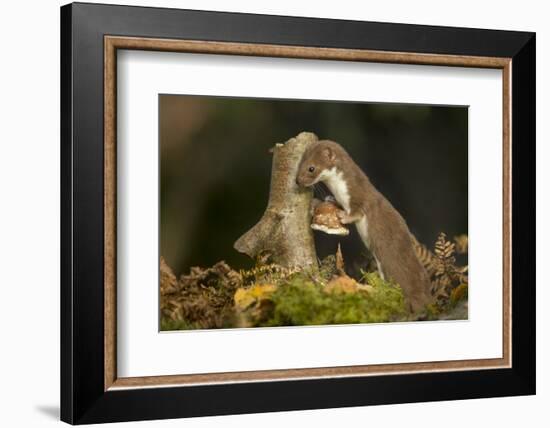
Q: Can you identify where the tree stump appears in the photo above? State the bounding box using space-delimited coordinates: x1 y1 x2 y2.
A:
234 132 318 268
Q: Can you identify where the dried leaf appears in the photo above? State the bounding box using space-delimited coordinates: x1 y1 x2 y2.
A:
454 234 469 254
335 243 346 276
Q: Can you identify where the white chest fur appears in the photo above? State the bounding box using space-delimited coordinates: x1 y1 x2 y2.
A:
319 167 351 213
318 169 383 278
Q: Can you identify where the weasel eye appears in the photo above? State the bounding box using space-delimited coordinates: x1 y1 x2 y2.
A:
308 166 315 173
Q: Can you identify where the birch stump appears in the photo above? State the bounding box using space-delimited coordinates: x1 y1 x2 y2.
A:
234 132 318 268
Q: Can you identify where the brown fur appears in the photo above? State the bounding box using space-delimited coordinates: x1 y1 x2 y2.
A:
297 140 431 313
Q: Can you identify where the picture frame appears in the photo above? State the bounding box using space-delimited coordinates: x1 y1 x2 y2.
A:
60 2 535 424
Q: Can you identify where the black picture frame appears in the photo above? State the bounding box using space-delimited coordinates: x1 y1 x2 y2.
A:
61 2 535 424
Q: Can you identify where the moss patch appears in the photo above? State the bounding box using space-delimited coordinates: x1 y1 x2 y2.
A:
259 274 406 327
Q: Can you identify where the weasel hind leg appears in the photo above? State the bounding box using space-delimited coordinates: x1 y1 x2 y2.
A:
375 257 385 280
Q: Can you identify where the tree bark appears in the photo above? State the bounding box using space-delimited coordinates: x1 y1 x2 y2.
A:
234 132 318 268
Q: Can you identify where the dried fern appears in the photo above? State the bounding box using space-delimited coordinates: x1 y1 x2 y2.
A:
160 259 242 329
413 233 468 305
412 237 434 272
239 263 301 286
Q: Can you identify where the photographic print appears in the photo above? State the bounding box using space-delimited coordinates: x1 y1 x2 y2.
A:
61 6 534 422
159 95 468 331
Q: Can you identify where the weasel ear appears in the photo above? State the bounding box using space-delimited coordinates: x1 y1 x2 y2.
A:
322 147 335 162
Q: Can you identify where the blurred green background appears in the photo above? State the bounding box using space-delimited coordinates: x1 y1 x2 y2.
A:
160 95 468 277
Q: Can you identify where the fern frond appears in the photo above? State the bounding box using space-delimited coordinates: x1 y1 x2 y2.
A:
413 232 469 307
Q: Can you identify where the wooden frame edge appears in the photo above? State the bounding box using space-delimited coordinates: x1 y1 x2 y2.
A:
502 61 512 369
110 357 508 390
106 35 511 68
104 37 117 390
103 35 512 391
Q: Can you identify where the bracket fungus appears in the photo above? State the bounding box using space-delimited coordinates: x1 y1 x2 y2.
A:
310 200 350 236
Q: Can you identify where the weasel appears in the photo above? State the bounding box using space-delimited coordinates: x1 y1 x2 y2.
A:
296 139 431 313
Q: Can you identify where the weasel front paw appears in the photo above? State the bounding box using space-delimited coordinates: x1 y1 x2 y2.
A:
337 210 362 225
337 210 351 224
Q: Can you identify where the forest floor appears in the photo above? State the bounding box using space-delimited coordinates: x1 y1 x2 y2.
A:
160 233 468 331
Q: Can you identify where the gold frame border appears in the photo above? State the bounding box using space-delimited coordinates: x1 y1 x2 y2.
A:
104 36 512 391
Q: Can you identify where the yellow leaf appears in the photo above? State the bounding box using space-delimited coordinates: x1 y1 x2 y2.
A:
234 284 276 310
450 284 468 305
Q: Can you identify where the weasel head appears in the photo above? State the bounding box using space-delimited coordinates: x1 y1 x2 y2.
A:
296 140 338 187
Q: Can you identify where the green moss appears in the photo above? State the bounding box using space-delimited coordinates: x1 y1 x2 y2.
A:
253 272 407 327
360 270 389 287
160 318 197 331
